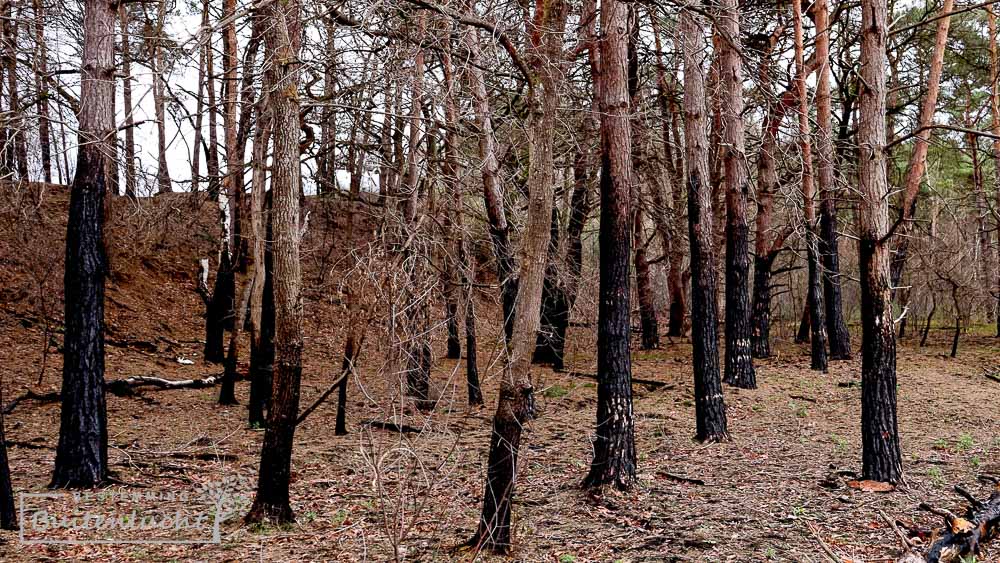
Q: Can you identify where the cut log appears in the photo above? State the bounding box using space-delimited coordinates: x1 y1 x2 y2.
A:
896 481 1000 562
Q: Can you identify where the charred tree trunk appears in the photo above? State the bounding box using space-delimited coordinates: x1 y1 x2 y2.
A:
51 0 114 489
750 253 777 359
150 0 171 194
534 209 570 364
813 0 852 360
681 4 728 443
634 209 659 350
716 0 754 388
246 0 304 524
584 0 636 490
794 0 828 372
920 293 936 347
858 0 902 484
0 388 15 529
991 10 1000 338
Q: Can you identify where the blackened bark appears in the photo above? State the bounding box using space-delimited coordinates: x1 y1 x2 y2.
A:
681 6 728 443
0 397 15 529
249 212 274 428
806 234 829 371
534 209 568 364
724 219 754 386
920 294 935 347
465 288 483 406
858 0 902 484
819 204 852 359
796 304 810 344
52 147 110 488
750 253 776 359
585 0 636 490
446 299 461 359
470 382 534 551
204 250 235 364
51 0 114 487
634 225 659 350
247 0 304 523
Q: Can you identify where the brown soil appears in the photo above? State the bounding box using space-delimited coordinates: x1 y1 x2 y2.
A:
1 188 998 561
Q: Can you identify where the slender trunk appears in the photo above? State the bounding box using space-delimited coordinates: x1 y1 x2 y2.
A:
950 283 961 358
460 5 517 341
5 8 27 181
681 4 727 443
205 5 221 198
51 0 114 489
191 3 207 194
152 1 171 193
890 0 954 293
249 192 274 428
814 0 852 360
715 0 755 387
858 0 902 484
0 410 12 529
471 0 566 551
634 209 658 350
990 9 1000 337
750 43 794 359
246 0 304 524
921 293 935 347
119 4 136 199
33 0 51 184
317 9 336 194
794 0 828 372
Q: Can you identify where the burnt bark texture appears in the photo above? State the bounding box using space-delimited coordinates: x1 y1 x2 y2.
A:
681 5 728 443
247 0 304 524
51 0 114 489
584 0 636 491
813 0 852 360
0 400 15 529
858 0 903 484
716 0 754 388
794 0 828 372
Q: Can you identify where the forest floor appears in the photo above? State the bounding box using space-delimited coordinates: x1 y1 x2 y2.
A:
1 190 999 562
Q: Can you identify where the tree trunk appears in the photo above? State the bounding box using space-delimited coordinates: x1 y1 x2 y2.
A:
750 40 793 360
680 4 728 443
991 9 1000 337
858 0 903 484
33 0 51 184
51 0 114 489
249 192 275 429
470 0 566 551
119 4 137 199
814 0 852 360
890 0 954 298
460 8 517 342
794 0 828 372
584 0 636 490
716 0 755 388
0 385 15 529
634 209 658 350
5 8 27 181
151 0 171 194
205 6 221 198
246 0 304 524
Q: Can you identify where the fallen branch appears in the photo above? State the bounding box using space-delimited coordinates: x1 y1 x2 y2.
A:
896 481 1000 562
296 371 350 426
105 375 223 396
566 371 673 390
656 471 706 486
3 390 60 414
365 420 422 434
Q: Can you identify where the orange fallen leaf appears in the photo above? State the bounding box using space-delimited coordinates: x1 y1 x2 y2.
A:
846 479 895 493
